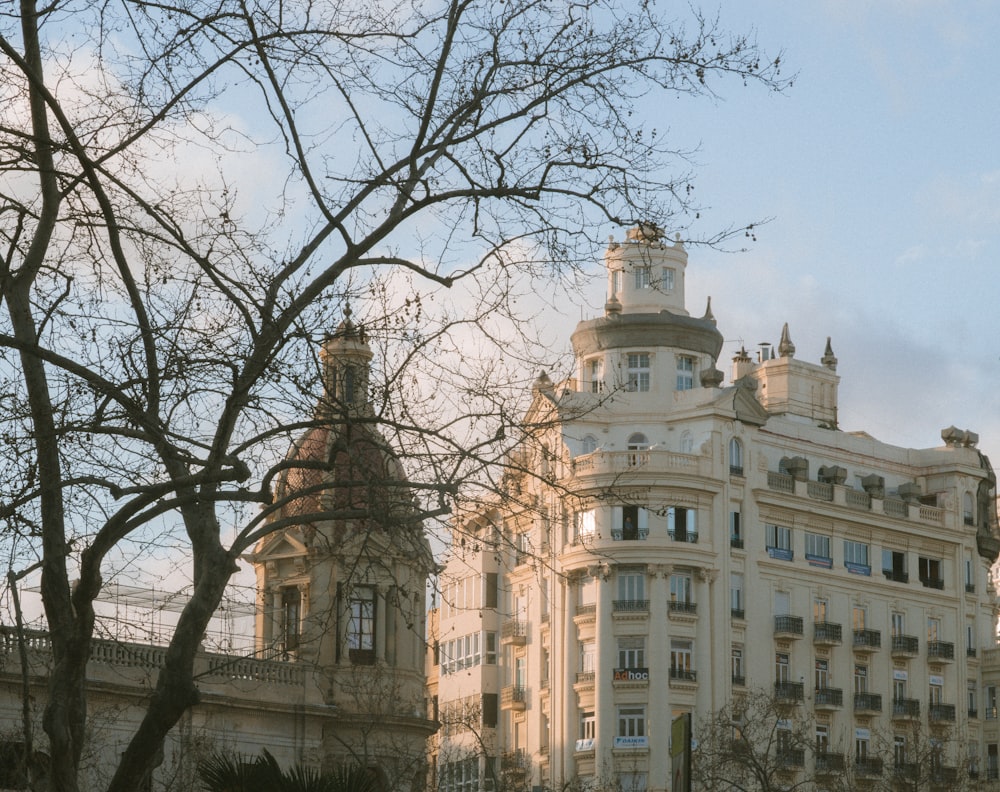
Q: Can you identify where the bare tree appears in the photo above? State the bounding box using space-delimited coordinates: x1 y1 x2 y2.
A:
693 688 815 792
0 1 787 789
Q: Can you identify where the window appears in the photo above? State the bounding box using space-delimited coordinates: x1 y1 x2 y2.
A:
989 686 999 720
634 267 652 289
580 710 595 740
989 744 999 780
482 693 499 728
968 621 976 655
966 552 975 591
852 606 867 631
730 510 742 547
626 353 651 392
816 725 829 755
891 611 905 637
964 492 975 525
815 659 830 689
575 509 597 541
813 598 828 622
670 573 692 604
882 549 907 582
581 435 598 454
668 506 696 541
730 573 744 616
766 524 792 559
844 540 870 573
484 631 498 664
341 365 357 404
618 637 645 669
617 570 645 602
617 772 647 792
626 433 649 466
612 269 623 295
805 532 831 564
919 556 943 588
856 732 871 762
614 504 648 540
927 617 941 643
661 267 675 291
485 572 499 609
439 758 479 792
969 681 978 717
930 680 943 705
894 677 907 701
729 438 744 475
732 647 745 683
775 652 790 683
854 665 868 694
347 585 376 663
676 356 695 390
586 358 604 394
580 641 595 673
670 640 693 678
617 707 646 737
280 586 301 653
894 735 906 768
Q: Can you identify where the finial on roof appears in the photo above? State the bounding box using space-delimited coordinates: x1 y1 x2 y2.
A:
778 322 795 358
533 371 554 393
733 345 752 363
702 296 716 325
605 294 622 317
821 336 838 371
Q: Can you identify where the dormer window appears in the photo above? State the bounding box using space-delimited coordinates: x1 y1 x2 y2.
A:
627 353 650 392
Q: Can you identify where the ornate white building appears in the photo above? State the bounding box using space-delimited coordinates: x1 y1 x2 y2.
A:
429 226 1000 792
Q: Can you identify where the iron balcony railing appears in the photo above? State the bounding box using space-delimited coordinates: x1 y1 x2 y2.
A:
814 687 843 707
854 692 883 712
613 599 649 613
929 703 956 722
892 698 920 718
813 622 843 643
774 681 804 702
774 615 804 636
853 629 882 649
891 635 919 655
927 640 954 661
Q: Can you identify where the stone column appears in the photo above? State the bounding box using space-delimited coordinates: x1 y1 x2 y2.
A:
594 564 615 770
560 575 578 787
649 565 672 792
695 568 717 715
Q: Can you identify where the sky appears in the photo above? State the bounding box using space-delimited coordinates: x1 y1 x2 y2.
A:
562 0 1000 465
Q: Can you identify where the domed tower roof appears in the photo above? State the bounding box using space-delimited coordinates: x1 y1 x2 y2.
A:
269 311 416 536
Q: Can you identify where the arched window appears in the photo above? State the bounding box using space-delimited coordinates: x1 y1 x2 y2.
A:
582 435 598 454
627 433 649 467
729 438 744 476
342 365 356 404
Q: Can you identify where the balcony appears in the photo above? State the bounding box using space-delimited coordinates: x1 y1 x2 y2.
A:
813 621 843 645
501 619 527 646
668 530 699 544
815 753 846 775
731 608 745 621
812 686 843 709
931 767 959 785
774 682 804 703
774 615 804 638
892 698 920 720
968 646 977 658
669 601 697 616
855 757 883 778
732 674 746 687
501 685 526 711
575 671 595 687
927 641 955 662
920 576 945 590
777 749 805 769
730 536 744 550
613 599 649 615
929 703 956 723
853 629 881 652
891 635 919 658
883 569 909 584
894 763 919 782
501 750 528 776
669 667 697 683
854 692 883 713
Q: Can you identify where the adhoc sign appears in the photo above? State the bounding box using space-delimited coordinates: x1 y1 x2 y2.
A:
613 668 650 681
614 736 649 749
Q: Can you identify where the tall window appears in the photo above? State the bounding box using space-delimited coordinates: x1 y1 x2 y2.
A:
612 269 623 295
919 556 943 588
626 353 651 392
852 606 868 631
580 640 595 673
815 659 830 689
927 617 941 643
969 681 978 717
347 585 376 663
618 637 645 669
966 552 975 591
671 640 694 678
844 540 871 572
766 524 792 559
775 652 790 684
587 358 604 393
580 711 595 740
891 611 905 637
854 665 868 694
581 435 598 454
730 573 744 616
894 736 906 768
615 504 648 540
661 267 675 291
341 365 357 404
634 267 652 289
894 677 907 701
728 438 744 475
280 586 301 653
732 647 744 683
617 570 645 602
730 510 742 546
805 533 831 562
676 356 695 390
816 725 829 755
856 732 871 762
964 492 975 525
617 707 646 737
882 549 907 582
668 506 696 541
626 433 649 467
669 573 692 604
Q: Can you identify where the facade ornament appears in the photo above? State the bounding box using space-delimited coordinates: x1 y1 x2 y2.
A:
821 336 838 371
778 322 796 358
697 568 718 584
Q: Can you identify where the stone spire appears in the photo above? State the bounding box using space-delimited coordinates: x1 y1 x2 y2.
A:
821 337 838 371
702 296 716 325
777 323 796 358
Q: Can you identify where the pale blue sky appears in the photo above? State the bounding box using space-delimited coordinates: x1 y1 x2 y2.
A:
569 1 1000 463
